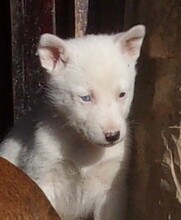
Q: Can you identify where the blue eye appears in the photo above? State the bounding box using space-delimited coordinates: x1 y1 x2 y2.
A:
80 95 92 102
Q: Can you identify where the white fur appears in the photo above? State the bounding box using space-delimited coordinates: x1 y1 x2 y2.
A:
0 25 145 219
0 138 21 164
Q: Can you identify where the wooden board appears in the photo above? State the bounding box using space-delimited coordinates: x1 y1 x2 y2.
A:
10 0 56 121
124 1 181 219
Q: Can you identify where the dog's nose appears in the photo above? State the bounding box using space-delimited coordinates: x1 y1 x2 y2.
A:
104 131 120 143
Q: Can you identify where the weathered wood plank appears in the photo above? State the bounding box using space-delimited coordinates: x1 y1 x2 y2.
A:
10 0 56 121
74 0 89 37
124 1 181 219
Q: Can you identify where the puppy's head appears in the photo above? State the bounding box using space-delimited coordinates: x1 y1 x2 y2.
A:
38 25 145 146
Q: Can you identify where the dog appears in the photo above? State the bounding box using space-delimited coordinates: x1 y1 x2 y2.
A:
0 25 145 219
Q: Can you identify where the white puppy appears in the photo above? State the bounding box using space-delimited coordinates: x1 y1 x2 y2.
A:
0 25 145 220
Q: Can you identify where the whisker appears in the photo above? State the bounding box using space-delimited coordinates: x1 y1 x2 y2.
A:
60 121 71 129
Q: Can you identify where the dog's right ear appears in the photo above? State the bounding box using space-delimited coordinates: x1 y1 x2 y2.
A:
38 34 69 72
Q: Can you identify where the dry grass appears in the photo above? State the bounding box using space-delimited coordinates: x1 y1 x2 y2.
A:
162 123 181 203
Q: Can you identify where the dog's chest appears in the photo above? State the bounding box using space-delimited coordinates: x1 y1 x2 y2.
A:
80 144 126 184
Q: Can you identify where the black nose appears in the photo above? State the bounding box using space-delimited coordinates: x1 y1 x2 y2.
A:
104 131 120 143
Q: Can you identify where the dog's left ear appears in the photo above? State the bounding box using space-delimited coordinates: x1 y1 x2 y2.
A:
115 25 146 62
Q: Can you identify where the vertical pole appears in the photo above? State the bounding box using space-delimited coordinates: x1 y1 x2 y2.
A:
74 0 89 37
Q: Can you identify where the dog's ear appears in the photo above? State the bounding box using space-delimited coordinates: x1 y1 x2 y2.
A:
115 25 145 62
38 34 69 72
